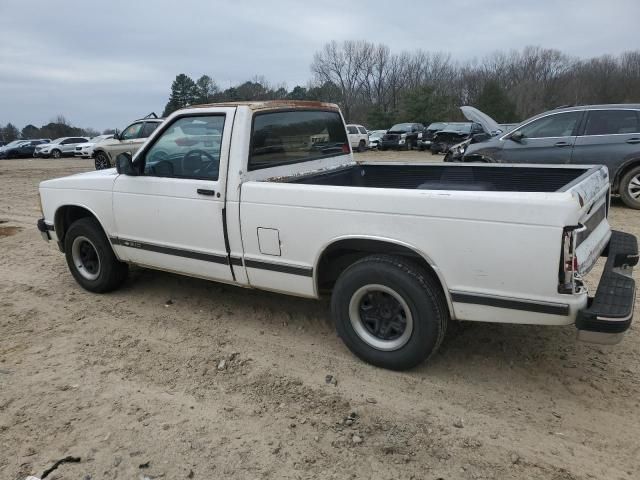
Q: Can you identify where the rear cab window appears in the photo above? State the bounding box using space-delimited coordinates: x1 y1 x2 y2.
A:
249 109 348 171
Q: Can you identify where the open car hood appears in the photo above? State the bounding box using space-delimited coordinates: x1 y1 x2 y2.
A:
460 106 503 135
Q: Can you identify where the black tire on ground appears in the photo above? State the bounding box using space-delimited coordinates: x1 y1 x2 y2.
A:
357 140 366 153
94 151 111 170
406 139 413 151
443 152 452 162
51 149 62 159
619 164 640 209
331 254 449 370
64 217 128 293
379 146 387 151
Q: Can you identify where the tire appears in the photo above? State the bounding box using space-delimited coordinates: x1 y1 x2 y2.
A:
357 140 366 153
51 149 62 159
379 146 387 151
64 217 128 293
443 152 452 162
94 151 111 170
405 139 413 151
331 254 448 370
619 165 640 209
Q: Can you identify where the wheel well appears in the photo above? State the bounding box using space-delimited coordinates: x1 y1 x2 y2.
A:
613 159 640 193
54 206 100 245
316 238 449 305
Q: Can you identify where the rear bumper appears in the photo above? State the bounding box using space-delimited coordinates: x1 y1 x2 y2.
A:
576 230 637 344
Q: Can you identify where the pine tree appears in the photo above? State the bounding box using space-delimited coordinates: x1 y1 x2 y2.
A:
194 75 219 104
162 74 198 116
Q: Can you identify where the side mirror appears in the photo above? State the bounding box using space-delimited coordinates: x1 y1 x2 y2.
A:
115 152 136 175
509 131 524 143
113 129 120 141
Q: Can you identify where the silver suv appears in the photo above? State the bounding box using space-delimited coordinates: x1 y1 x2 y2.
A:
93 115 163 170
34 137 89 158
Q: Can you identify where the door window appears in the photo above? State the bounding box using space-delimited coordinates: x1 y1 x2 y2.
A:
121 123 143 140
142 115 224 180
584 110 639 135
249 110 348 171
347 126 358 134
357 126 367 134
519 112 582 138
141 121 160 138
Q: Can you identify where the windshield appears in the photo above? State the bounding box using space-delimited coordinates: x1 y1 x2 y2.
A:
4 140 25 148
389 123 413 132
445 123 472 133
368 130 385 139
427 123 447 131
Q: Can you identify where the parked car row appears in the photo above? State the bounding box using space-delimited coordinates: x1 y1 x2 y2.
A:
0 139 50 159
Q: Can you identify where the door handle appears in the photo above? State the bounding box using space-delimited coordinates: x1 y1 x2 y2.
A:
197 188 215 196
626 138 640 144
554 142 571 147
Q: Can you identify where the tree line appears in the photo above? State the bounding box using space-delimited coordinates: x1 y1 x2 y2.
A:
0 115 112 143
3 42 640 141
163 43 640 129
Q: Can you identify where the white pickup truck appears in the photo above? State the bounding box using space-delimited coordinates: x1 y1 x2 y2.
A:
37 101 637 370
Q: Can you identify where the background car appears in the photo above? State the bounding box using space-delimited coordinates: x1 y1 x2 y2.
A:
367 129 387 149
0 139 50 159
93 115 163 169
429 122 486 154
34 137 89 158
418 122 448 151
74 134 114 158
346 124 369 152
463 104 640 208
379 123 424 150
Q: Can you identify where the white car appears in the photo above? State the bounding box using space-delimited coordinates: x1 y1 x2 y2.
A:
34 137 89 159
346 124 369 152
74 135 114 159
37 101 637 370
367 129 387 149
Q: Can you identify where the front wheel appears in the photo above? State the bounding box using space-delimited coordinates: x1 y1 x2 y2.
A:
51 149 62 159
94 151 111 170
405 139 413 151
619 165 640 209
331 255 448 370
64 217 128 293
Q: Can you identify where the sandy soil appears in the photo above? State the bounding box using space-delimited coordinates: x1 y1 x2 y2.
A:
1 154 639 480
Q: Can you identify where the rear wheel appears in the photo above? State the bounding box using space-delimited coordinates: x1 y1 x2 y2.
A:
331 255 448 370
64 217 128 293
620 165 640 209
357 140 366 152
94 151 111 170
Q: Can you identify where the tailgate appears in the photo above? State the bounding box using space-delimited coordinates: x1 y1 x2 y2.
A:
565 165 611 274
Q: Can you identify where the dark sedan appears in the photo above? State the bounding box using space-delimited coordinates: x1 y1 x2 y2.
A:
0 139 50 159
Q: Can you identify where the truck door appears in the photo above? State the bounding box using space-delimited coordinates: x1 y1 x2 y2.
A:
112 108 236 282
501 111 583 164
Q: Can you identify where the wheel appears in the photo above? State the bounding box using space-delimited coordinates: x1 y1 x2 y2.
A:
64 217 128 293
443 152 452 162
405 139 413 151
357 140 366 153
418 144 425 151
619 165 640 209
94 151 111 170
379 146 387 151
51 149 62 159
331 255 448 370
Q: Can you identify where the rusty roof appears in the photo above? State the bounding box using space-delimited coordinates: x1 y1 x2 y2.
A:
187 100 340 112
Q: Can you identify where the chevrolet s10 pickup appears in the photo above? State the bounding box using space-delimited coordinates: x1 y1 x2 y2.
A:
37 101 637 370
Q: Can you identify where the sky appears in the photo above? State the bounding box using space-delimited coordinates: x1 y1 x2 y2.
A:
1 0 638 131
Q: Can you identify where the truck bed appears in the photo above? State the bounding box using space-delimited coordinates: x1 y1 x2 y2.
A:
287 164 590 192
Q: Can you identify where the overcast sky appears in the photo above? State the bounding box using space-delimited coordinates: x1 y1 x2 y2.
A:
1 0 638 131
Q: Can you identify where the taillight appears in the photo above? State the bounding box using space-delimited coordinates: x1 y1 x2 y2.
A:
558 225 583 294
341 143 350 154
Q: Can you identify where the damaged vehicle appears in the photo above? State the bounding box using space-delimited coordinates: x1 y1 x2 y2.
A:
418 122 448 151
430 118 491 155
37 101 637 371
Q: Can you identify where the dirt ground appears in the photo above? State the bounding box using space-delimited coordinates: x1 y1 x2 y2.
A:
1 153 639 480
